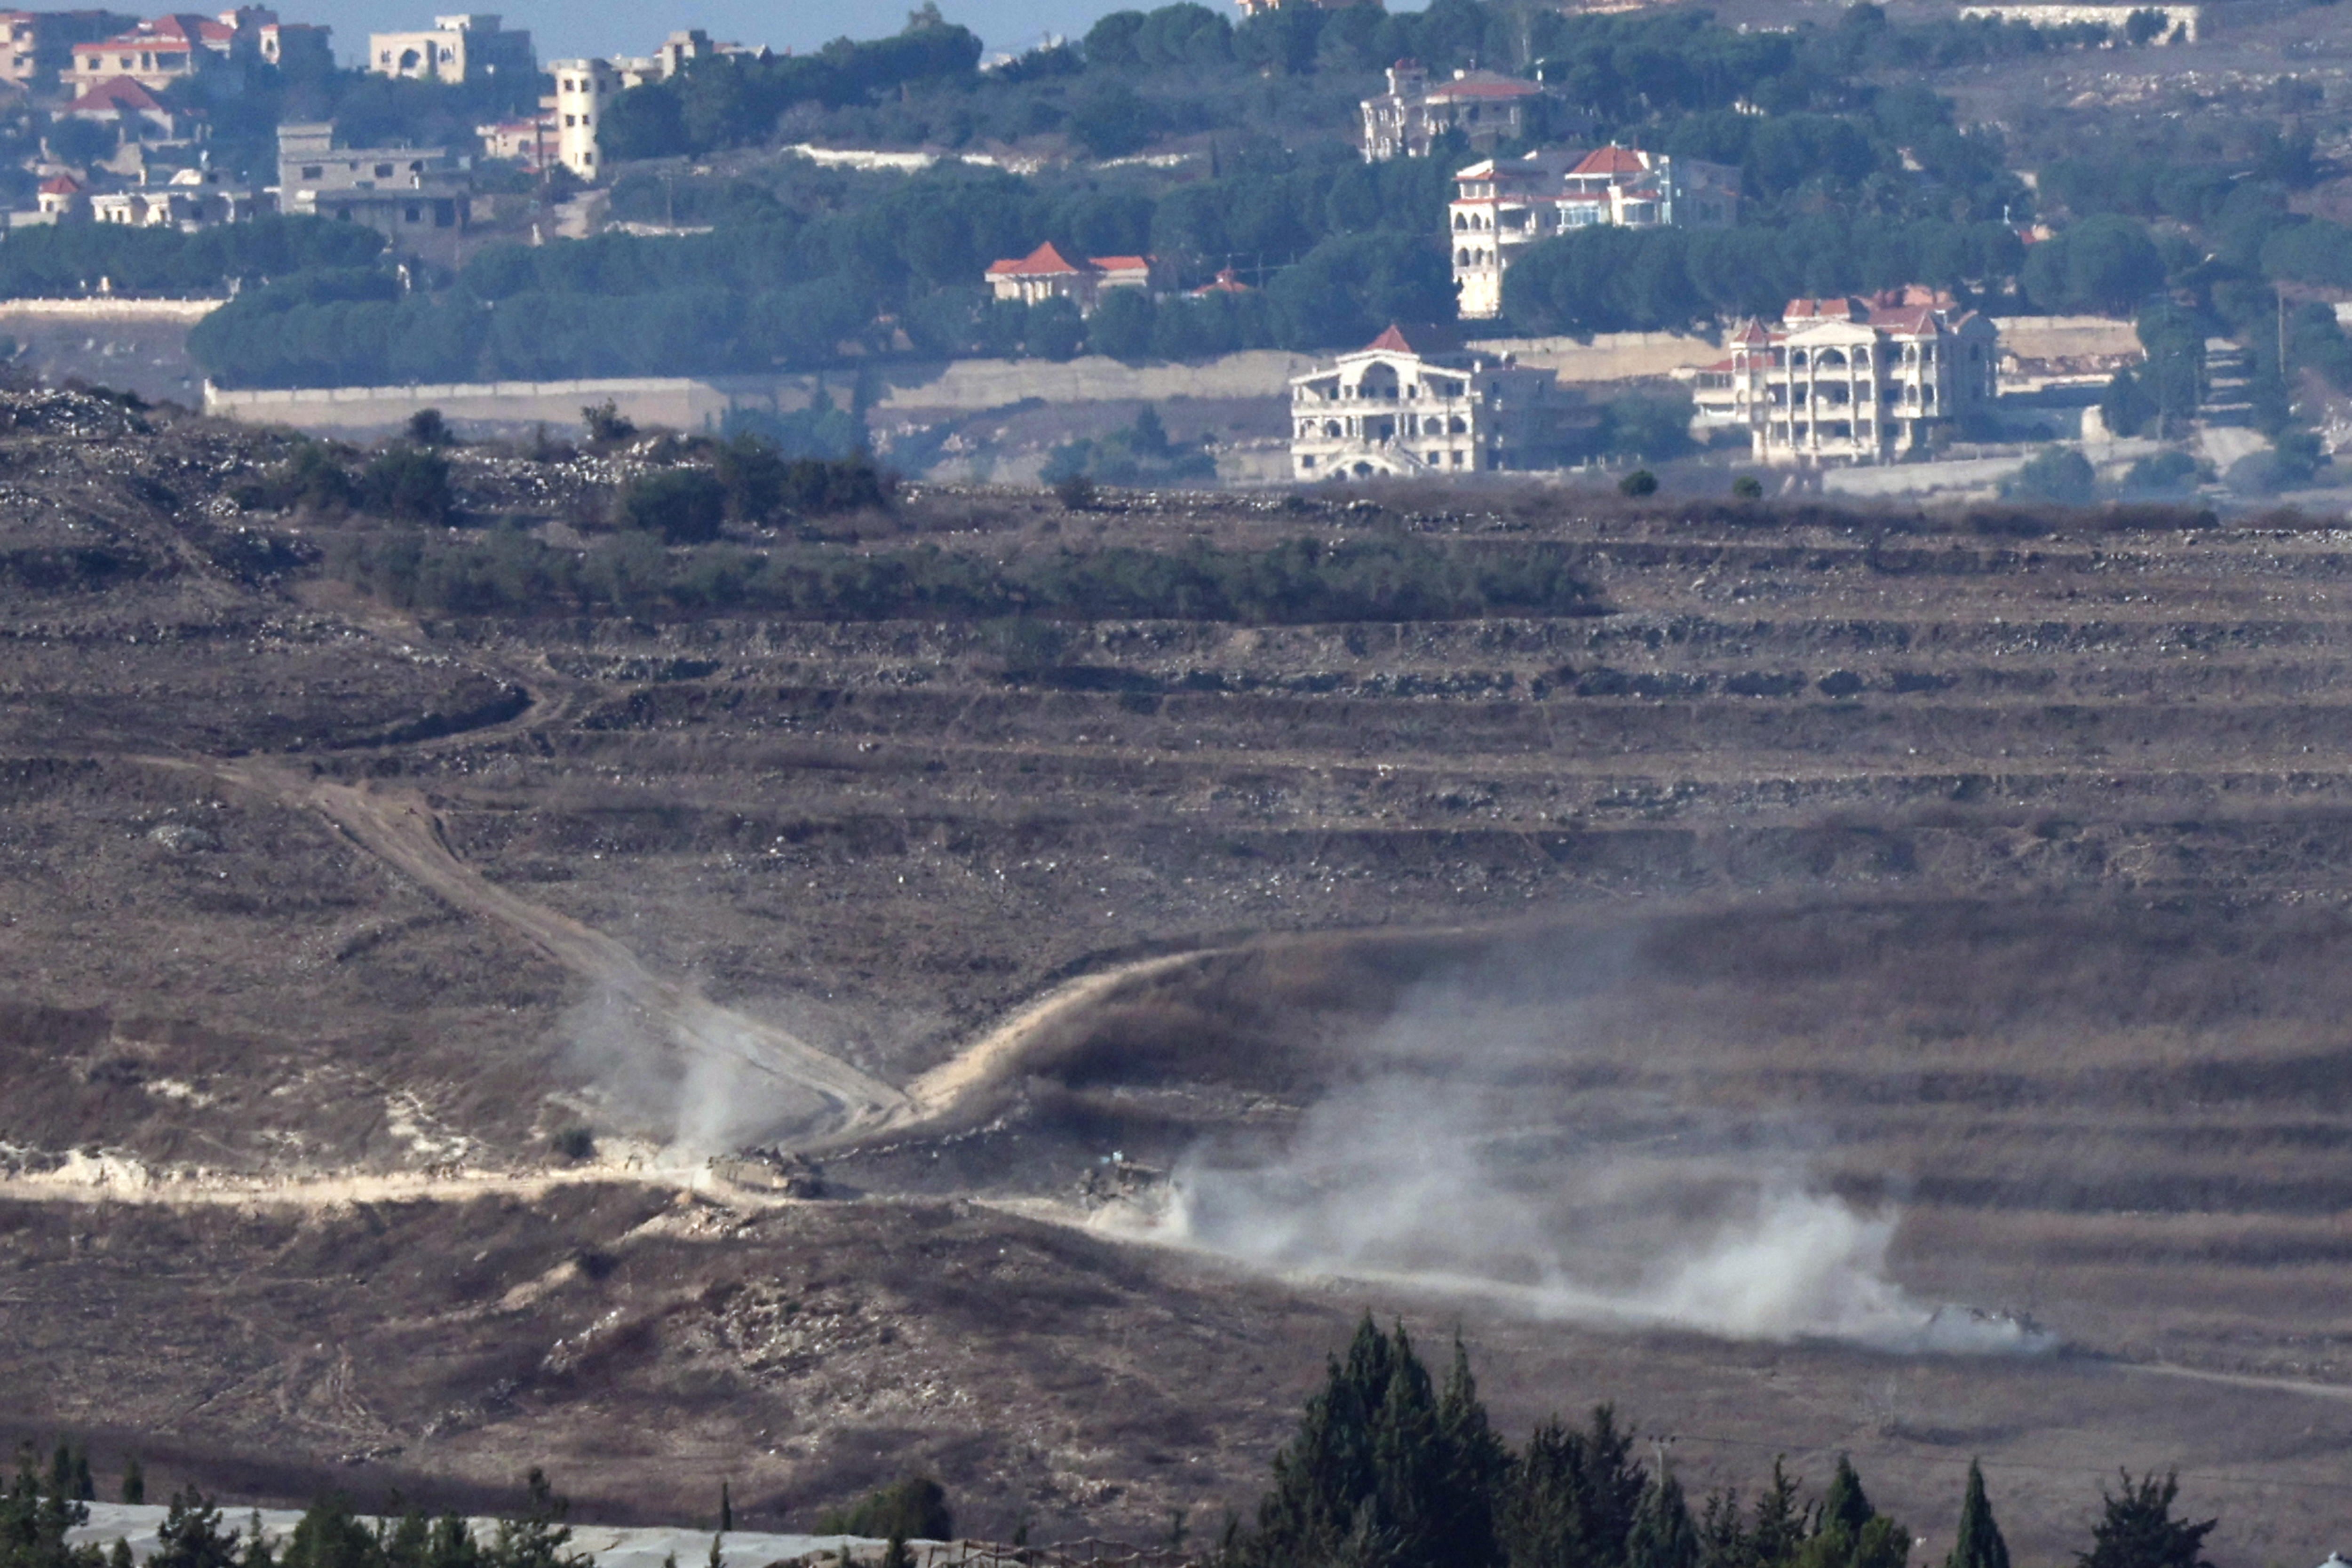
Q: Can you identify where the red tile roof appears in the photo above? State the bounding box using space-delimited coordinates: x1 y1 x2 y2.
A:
985 241 1086 278
67 74 165 112
1572 145 1650 176
1089 255 1153 273
1191 268 1253 295
38 174 81 195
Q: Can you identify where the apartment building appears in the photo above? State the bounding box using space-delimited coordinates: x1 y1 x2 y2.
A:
276 121 469 247
1360 59 1544 160
368 12 531 83
1710 294 2001 466
65 9 259 90
0 10 135 91
1287 323 1568 480
1450 144 1740 318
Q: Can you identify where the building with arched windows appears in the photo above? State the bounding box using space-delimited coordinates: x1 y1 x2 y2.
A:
1287 323 1570 480
1710 294 2001 467
1449 146 1740 318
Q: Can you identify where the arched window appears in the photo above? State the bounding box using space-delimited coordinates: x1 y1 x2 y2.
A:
1453 214 1468 231
1854 347 1870 367
1324 420 1341 437
1448 416 1467 433
1790 349 1809 368
1816 348 1846 368
1457 247 1471 266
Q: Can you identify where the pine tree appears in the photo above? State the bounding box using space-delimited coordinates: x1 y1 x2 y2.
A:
119 1461 144 1508
1698 1489 1752 1568
703 1535 724 1568
719 1486 732 1537
878 1538 913 1568
151 1488 241 1568
1748 1463 1808 1568
1820 1460 1872 1541
1943 1463 2008 1568
2075 1473 2216 1568
1627 1472 1700 1568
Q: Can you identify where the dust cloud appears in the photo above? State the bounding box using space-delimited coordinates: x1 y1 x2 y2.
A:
1124 980 2053 1356
561 985 835 1156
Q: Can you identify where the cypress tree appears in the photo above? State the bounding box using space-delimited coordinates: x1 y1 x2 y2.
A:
1943 1463 2008 1568
1698 1489 1753 1568
1627 1472 1700 1568
120 1461 144 1508
1821 1460 1872 1541
719 1486 732 1537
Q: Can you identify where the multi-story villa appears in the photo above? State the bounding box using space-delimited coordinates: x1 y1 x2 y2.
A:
1450 145 1739 318
1288 323 1567 480
550 32 764 180
983 243 1160 312
65 8 287 91
0 10 136 91
1705 294 2001 467
1359 59 1545 161
368 12 532 83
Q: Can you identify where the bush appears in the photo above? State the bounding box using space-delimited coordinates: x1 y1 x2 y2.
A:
1054 471 1098 510
817 1478 953 1542
2122 449 2201 494
551 1126 596 1161
405 407 455 447
2002 446 2096 505
358 445 453 522
238 438 356 513
617 468 728 542
780 452 891 517
1732 474 1765 498
583 398 638 448
1618 469 1659 496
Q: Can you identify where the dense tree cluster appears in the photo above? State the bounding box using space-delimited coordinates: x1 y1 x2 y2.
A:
1218 1321 2216 1568
0 218 384 300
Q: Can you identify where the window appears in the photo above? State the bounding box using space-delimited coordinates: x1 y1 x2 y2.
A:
374 162 394 177
300 164 320 178
404 203 421 222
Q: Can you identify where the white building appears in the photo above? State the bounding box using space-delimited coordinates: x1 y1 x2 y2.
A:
1288 323 1568 480
1450 145 1739 319
1360 59 1545 161
1709 294 2001 467
550 32 763 181
982 242 1160 311
369 13 532 83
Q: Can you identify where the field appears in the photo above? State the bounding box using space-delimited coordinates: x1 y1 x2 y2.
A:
1 390 2351 1564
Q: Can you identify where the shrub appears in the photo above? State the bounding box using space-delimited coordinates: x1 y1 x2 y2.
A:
817 1478 952 1542
2002 446 2096 505
1618 469 1659 496
1054 471 1098 510
358 445 453 522
551 1126 596 1161
617 468 728 542
582 398 638 448
1732 474 1764 499
239 438 356 513
779 452 890 517
2122 450 2201 494
405 407 455 447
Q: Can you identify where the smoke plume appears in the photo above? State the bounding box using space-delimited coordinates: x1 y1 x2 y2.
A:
1118 980 2052 1356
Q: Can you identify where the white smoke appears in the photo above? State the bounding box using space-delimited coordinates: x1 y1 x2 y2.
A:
561 984 834 1157
1114 994 2053 1357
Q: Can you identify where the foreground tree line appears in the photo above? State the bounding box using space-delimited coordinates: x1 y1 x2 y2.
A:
1211 1321 2219 1568
5 1327 2225 1568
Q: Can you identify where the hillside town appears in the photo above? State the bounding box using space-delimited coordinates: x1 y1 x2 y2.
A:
0 0 2320 503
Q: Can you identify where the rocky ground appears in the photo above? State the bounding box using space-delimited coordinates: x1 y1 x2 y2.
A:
2 394 2352 1563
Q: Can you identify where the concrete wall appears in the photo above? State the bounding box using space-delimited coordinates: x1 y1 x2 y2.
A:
0 297 226 322
206 374 835 434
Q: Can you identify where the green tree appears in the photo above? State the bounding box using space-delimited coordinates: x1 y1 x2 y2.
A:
1627 1472 1700 1568
2098 367 2155 438
616 469 728 543
816 1480 952 1542
2074 1474 2215 1568
1942 1463 2008 1568
151 1489 242 1568
119 1461 143 1508
2003 446 2097 505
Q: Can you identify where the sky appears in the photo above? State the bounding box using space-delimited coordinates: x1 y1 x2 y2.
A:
307 0 1146 69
